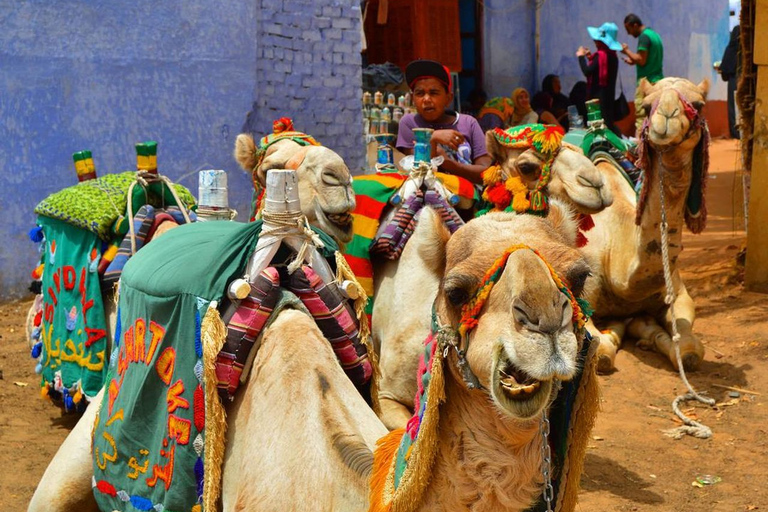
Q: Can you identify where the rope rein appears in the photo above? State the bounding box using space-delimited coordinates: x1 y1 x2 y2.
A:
260 209 325 274
658 166 716 440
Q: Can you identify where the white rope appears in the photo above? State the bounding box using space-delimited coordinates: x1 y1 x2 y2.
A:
657 169 716 440
260 209 325 274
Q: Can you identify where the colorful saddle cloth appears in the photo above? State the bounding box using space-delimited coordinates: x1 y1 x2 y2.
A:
92 219 371 512
33 216 109 407
34 171 196 241
344 171 475 320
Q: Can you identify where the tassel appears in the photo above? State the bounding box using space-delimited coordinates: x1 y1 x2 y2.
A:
528 190 548 212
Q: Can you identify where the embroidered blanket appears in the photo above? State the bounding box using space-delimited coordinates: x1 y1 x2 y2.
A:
35 216 108 406
92 220 265 512
34 171 196 241
344 171 475 320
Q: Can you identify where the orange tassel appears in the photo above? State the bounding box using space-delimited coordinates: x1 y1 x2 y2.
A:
368 429 405 512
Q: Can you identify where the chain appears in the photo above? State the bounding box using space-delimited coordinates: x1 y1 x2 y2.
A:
540 411 554 512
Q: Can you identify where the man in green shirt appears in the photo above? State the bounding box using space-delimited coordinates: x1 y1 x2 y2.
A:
621 13 664 132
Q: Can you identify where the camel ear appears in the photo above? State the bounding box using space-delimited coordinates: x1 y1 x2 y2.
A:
545 199 579 247
638 77 654 96
416 207 451 275
234 133 258 172
485 130 505 163
697 79 710 100
285 146 311 170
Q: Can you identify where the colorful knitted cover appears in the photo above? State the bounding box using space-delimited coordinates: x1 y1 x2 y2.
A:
92 220 266 512
477 124 565 217
34 171 196 241
344 170 476 320
369 245 598 512
34 216 109 407
635 91 710 234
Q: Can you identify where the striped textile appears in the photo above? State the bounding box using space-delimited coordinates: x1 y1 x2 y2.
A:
288 265 372 388
371 189 425 260
216 267 281 401
344 171 475 319
101 204 156 290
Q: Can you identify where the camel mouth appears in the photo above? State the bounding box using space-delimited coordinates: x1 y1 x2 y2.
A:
491 354 552 419
316 208 354 243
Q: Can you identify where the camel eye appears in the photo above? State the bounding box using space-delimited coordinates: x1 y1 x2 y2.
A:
446 287 470 307
517 161 540 177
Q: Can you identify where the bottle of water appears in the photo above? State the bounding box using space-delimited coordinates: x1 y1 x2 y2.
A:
568 105 585 130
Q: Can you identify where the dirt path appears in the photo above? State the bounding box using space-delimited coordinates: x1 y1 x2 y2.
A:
1 139 765 511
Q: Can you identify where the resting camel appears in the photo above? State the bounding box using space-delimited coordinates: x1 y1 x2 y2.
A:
29 204 597 512
374 135 612 429
581 77 710 373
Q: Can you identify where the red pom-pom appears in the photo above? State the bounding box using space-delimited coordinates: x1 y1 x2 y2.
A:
194 385 205 431
34 310 42 327
272 117 294 134
485 182 512 209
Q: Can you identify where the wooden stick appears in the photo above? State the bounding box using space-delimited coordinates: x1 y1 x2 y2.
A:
710 383 761 396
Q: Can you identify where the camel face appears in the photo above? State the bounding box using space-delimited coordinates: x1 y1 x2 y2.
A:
436 212 588 420
294 146 356 243
640 77 709 148
493 145 613 215
236 134 356 243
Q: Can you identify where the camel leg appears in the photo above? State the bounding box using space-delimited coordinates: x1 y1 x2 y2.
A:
28 389 103 512
588 318 625 374
627 315 672 352
659 281 704 371
377 394 413 431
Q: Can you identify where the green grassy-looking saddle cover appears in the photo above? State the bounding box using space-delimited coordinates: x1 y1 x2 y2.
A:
35 172 196 241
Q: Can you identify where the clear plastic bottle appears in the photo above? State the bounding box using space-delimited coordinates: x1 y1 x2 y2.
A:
567 105 585 130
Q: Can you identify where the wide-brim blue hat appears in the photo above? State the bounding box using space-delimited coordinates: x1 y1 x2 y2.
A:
587 22 623 51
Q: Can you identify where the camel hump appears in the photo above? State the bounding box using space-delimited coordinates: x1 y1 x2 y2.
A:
234 133 258 171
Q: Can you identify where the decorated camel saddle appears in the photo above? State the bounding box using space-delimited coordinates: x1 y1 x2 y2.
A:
28 143 196 412
344 129 476 319
90 170 377 512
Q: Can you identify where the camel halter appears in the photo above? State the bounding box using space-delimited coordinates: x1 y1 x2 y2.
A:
432 244 588 512
481 124 565 215
433 244 589 390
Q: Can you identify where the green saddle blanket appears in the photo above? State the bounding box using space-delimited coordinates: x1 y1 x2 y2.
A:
91 220 338 512
35 172 196 241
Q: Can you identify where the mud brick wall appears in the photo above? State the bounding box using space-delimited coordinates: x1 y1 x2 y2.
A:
242 0 366 173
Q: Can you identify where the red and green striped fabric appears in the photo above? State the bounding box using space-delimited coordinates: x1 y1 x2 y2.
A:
344 171 475 321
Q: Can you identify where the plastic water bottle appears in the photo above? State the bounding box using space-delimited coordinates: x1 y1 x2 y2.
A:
568 105 585 130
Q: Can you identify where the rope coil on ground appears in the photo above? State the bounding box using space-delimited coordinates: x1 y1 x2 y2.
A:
657 170 716 440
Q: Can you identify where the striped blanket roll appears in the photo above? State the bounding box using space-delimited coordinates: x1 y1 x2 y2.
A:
343 171 475 321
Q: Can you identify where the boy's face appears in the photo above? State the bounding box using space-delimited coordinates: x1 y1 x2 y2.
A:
412 78 453 122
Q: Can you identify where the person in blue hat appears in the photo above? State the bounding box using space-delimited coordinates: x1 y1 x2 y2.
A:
576 22 622 135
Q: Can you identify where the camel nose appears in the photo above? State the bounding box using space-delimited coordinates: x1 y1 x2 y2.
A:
512 296 568 335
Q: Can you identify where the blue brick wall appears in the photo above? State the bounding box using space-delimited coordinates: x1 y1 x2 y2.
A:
242 0 365 174
0 0 364 300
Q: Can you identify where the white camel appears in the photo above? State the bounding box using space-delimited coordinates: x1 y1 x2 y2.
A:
581 77 710 372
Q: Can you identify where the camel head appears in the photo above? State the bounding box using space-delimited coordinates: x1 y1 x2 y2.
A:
422 203 590 420
235 133 356 244
485 126 613 215
638 77 709 150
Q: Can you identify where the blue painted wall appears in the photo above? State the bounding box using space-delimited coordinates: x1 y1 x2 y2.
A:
484 0 731 102
0 0 364 300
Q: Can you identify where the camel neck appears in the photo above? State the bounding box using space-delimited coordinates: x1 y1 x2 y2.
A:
417 373 544 512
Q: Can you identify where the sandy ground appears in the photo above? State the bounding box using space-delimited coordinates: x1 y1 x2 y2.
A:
1 139 766 511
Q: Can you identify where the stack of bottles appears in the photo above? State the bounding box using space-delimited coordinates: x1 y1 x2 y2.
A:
362 90 416 135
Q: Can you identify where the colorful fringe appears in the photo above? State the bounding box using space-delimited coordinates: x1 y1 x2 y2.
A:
344 171 475 321
477 124 564 216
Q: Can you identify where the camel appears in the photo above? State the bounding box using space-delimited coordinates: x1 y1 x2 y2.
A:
29 204 597 512
234 134 356 244
580 77 710 373
373 134 612 429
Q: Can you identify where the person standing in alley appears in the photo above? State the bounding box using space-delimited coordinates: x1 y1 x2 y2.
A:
621 13 664 133
719 24 741 139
